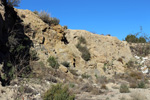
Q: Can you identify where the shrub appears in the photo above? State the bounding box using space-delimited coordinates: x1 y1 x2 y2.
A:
138 81 145 88
101 84 107 90
38 11 60 26
33 10 39 15
39 11 51 24
81 73 90 79
129 71 143 80
76 43 91 61
103 63 107 72
119 84 130 93
63 26 68 29
125 34 138 43
62 61 70 68
126 60 135 68
78 36 87 44
50 17 60 25
43 84 75 100
47 56 59 69
125 34 146 43
7 0 20 7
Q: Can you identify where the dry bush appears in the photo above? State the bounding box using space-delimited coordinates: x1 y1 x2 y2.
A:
43 84 75 100
129 71 143 80
119 84 130 93
101 84 107 90
80 83 103 95
38 11 60 26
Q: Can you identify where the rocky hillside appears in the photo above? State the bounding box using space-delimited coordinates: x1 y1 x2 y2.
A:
1 1 150 100
15 9 133 77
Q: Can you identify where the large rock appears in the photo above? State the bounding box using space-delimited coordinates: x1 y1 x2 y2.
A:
65 29 132 63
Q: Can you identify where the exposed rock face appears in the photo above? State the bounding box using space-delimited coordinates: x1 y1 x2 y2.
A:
15 8 133 77
65 30 132 62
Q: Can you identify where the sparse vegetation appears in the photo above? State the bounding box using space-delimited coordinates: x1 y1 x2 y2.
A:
82 73 90 79
78 36 87 44
76 43 91 61
63 25 68 29
101 84 107 90
103 63 107 72
138 81 146 88
7 0 20 7
47 56 59 69
96 76 108 84
33 10 39 15
119 84 130 93
125 34 146 43
76 36 91 61
43 84 75 100
126 60 135 68
38 11 60 26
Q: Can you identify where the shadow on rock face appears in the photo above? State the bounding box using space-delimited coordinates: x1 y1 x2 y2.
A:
0 2 33 86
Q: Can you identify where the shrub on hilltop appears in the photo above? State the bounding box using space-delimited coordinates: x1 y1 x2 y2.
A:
38 11 60 26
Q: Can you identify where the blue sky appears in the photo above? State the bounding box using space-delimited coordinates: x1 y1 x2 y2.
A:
18 0 150 40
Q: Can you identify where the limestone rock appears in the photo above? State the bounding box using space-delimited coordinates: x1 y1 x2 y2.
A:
59 65 68 73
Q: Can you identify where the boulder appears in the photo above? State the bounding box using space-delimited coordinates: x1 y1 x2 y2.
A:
59 65 68 73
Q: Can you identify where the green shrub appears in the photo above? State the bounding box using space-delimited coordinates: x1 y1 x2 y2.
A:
78 36 86 44
63 26 68 29
125 34 146 43
138 37 146 43
126 60 134 68
62 61 70 68
43 84 75 100
7 0 20 7
50 17 60 25
119 84 130 93
138 81 145 88
47 56 59 69
76 43 91 61
33 10 39 15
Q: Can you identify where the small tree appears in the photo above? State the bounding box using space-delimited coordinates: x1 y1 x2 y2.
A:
7 0 21 7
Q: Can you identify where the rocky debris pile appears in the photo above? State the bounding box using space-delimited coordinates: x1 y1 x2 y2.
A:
134 55 150 74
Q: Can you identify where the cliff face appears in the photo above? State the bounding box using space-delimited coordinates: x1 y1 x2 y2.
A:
15 9 133 77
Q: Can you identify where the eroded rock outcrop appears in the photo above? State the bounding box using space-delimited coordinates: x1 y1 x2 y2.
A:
15 8 133 78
